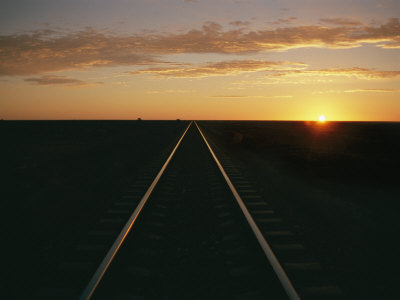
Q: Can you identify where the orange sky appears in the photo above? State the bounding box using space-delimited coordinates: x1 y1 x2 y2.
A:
1 0 399 121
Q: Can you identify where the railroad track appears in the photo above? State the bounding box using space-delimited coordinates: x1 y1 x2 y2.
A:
38 121 344 299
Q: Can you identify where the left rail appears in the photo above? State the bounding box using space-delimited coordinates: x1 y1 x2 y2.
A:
79 121 192 300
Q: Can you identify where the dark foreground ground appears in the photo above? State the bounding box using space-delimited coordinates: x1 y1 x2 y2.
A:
92 124 287 299
1 120 399 299
0 120 188 297
200 121 400 299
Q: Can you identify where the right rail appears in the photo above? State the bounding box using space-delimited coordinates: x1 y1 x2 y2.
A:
195 121 301 300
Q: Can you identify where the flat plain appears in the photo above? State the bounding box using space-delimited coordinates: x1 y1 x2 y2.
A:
1 120 399 299
1 120 188 298
200 121 400 299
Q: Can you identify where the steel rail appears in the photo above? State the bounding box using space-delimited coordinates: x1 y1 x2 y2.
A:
195 121 301 300
79 121 193 300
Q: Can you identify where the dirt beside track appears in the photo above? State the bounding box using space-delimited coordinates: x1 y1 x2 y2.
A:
200 121 400 299
0 120 188 298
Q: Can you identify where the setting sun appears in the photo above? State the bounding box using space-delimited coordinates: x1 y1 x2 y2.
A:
318 115 326 122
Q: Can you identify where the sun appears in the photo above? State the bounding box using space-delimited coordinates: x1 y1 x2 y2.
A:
318 115 326 122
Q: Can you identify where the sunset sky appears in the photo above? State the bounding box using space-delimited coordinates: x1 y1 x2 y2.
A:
1 0 399 120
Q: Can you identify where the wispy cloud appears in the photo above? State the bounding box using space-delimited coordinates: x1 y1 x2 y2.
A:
344 88 400 93
312 88 400 94
0 28 159 76
272 67 400 80
209 95 293 99
129 60 307 78
379 41 400 49
268 17 297 25
210 95 249 98
133 18 400 53
146 89 194 94
229 21 251 27
24 75 101 87
1 18 399 76
320 18 363 27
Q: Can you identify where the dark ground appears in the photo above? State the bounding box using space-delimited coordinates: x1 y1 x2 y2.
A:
200 121 400 299
0 120 188 297
93 123 287 300
1 120 399 299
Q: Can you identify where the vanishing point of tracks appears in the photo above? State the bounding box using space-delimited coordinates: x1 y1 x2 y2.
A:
40 121 345 299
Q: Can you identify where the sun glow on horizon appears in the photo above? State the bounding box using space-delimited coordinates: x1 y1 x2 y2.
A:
1 1 400 121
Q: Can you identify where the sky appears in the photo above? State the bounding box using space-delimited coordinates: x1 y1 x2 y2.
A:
1 0 399 121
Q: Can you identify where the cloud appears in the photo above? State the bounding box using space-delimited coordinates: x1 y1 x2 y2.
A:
313 88 400 94
210 95 249 98
272 67 400 80
379 41 400 49
269 17 297 25
128 60 307 78
24 75 100 86
1 18 399 76
209 95 293 99
344 88 400 93
320 18 363 27
136 17 399 54
0 28 159 76
229 21 251 27
146 89 194 94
